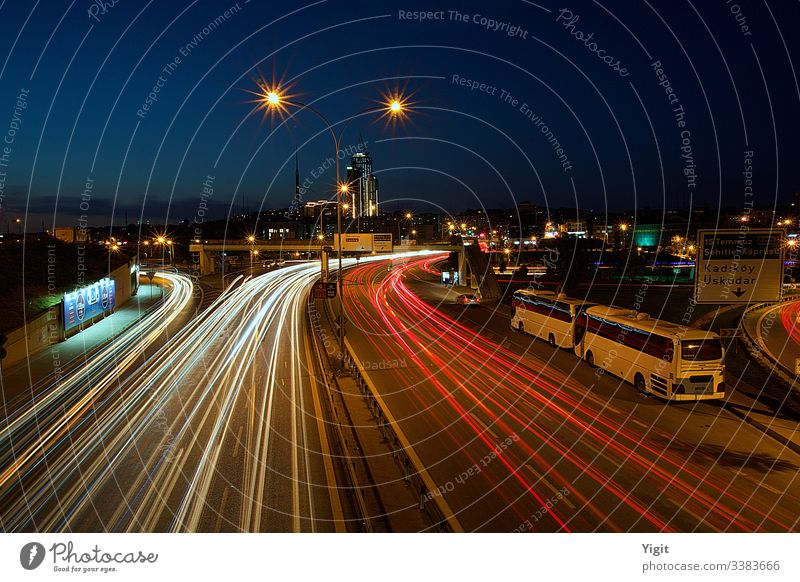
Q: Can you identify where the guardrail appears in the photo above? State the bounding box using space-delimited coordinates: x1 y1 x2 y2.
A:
313 294 463 532
339 340 463 533
739 295 800 391
307 299 375 533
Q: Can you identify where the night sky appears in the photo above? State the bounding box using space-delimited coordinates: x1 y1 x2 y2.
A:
0 0 798 227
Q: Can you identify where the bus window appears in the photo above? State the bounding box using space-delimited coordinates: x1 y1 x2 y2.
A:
681 340 723 361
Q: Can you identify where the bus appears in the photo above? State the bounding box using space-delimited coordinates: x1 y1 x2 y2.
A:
511 289 596 348
574 306 725 401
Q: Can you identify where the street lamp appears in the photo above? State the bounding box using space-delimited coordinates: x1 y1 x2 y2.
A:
254 83 409 355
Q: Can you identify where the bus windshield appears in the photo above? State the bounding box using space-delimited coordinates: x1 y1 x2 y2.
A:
680 339 723 361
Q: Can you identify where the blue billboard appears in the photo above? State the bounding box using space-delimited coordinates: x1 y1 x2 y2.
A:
63 278 116 331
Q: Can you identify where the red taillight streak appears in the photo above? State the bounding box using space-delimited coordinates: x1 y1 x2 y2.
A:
384 260 787 531
344 259 788 532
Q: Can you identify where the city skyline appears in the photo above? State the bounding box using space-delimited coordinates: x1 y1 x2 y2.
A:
0 1 798 229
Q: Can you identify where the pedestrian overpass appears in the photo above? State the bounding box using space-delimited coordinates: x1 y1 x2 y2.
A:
189 239 502 301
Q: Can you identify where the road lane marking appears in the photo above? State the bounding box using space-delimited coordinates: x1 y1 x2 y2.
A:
232 425 244 459
346 337 465 533
305 332 347 532
468 412 500 441
525 464 576 510
215 487 231 532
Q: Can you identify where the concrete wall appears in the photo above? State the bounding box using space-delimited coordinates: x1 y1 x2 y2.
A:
2 261 136 369
3 306 61 369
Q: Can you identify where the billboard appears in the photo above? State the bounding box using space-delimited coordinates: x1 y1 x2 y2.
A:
63 278 116 331
332 233 393 253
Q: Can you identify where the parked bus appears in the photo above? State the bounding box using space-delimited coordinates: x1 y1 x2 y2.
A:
574 306 725 401
511 289 596 348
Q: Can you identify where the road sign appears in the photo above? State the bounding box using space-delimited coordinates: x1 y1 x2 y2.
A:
312 281 337 299
695 229 784 304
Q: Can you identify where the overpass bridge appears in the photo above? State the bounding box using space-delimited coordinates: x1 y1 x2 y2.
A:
189 239 501 300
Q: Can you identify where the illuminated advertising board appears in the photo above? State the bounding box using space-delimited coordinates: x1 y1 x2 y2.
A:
63 278 116 331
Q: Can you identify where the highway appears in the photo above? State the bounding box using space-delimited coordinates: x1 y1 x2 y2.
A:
0 258 401 532
741 299 800 374
0 272 195 530
342 255 800 532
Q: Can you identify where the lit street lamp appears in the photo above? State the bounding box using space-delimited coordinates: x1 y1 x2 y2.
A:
254 83 409 355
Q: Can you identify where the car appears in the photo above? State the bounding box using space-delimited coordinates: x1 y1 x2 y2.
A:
456 293 481 306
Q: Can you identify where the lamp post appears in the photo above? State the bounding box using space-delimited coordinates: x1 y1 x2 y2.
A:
254 85 408 355
247 235 256 273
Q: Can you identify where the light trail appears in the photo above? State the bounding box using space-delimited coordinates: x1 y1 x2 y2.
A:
343 256 799 532
0 254 428 532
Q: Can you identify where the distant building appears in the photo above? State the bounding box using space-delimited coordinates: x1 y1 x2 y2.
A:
54 226 88 244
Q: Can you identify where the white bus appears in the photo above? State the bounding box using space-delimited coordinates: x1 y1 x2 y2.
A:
511 289 596 348
574 306 725 401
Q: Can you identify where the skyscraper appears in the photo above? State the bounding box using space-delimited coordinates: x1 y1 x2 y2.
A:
348 145 379 218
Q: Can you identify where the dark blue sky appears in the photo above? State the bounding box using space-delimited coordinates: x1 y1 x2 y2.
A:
0 0 798 227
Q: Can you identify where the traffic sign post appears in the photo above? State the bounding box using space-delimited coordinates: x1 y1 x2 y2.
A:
695 229 784 304
312 281 337 300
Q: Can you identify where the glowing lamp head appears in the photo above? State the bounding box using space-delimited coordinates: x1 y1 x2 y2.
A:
390 100 402 113
266 91 280 105
340 184 349 193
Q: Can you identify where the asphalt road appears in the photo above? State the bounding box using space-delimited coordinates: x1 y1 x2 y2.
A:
741 299 800 374
342 255 800 532
0 265 346 532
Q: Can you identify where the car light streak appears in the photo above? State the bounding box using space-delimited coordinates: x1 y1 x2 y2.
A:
342 257 797 532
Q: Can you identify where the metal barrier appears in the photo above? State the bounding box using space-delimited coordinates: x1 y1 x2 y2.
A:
739 296 800 391
313 295 463 532
307 299 375 532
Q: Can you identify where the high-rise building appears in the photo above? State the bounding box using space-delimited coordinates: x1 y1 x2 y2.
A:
345 166 361 220
348 146 379 218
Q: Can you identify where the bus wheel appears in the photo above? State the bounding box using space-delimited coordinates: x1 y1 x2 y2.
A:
634 373 647 395
548 333 556 348
585 351 595 367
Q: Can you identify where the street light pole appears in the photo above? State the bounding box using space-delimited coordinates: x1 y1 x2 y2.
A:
253 87 408 357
